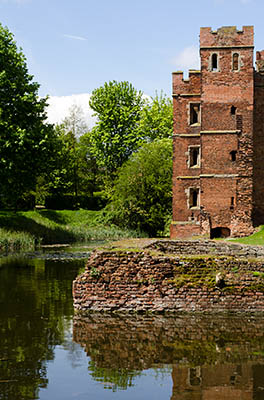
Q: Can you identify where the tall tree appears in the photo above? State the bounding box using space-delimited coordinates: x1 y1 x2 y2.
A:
89 81 145 175
137 92 173 142
0 23 54 208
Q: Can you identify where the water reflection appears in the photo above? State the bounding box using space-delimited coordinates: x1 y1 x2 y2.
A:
0 257 83 400
73 314 264 398
2 255 264 400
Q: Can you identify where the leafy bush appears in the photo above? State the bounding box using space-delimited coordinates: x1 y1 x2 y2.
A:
106 139 172 236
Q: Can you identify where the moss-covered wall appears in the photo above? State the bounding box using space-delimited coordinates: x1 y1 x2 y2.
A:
73 245 264 313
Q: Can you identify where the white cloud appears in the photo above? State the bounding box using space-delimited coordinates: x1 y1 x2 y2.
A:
63 34 87 41
172 45 200 72
46 93 96 128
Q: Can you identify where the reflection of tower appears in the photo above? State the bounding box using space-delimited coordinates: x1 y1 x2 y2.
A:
170 366 202 400
170 363 261 400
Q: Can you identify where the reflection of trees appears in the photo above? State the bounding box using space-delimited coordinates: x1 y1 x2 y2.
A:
73 314 264 392
0 258 83 400
88 361 140 391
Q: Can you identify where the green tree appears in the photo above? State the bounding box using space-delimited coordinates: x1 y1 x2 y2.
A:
0 23 54 208
108 138 172 236
77 131 101 196
89 81 145 175
137 92 173 142
38 107 102 208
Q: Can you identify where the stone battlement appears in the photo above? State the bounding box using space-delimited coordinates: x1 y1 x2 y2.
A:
200 26 254 48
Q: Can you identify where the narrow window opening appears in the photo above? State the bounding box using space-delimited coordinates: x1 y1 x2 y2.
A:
230 150 237 162
233 53 239 71
189 188 199 208
231 106 236 115
212 53 218 71
189 147 200 167
190 103 200 125
230 196 235 209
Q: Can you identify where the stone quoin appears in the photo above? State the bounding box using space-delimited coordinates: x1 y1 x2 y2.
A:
171 26 264 239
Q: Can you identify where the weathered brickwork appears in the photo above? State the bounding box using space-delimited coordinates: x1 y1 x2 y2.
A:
171 26 264 239
73 244 264 314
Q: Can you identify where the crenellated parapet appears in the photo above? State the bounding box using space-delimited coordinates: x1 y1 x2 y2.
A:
172 70 201 96
200 26 254 49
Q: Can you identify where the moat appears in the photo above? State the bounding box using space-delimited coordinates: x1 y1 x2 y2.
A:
1 248 264 399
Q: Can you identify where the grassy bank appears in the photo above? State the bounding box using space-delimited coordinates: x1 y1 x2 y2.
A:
0 209 142 253
231 225 264 246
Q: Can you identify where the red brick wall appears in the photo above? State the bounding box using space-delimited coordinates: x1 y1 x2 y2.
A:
171 26 256 239
73 248 264 313
253 72 264 225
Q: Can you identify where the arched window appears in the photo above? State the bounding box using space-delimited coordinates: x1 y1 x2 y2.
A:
233 53 239 71
212 53 218 71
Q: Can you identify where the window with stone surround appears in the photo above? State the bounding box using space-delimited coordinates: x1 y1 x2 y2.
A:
189 103 200 125
189 188 199 209
188 146 200 168
232 53 239 71
211 53 218 71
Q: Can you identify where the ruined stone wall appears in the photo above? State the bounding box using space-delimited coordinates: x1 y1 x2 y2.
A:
147 239 264 257
73 246 264 314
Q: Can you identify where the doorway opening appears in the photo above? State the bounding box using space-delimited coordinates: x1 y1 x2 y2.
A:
210 227 230 239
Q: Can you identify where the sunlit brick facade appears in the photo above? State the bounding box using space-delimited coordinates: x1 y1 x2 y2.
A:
171 26 264 239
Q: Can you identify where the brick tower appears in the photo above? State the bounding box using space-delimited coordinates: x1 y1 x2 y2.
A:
171 26 264 239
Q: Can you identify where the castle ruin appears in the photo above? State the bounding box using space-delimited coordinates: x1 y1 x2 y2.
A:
171 26 264 239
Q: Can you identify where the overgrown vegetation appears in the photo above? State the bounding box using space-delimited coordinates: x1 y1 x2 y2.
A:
104 138 172 236
0 210 143 253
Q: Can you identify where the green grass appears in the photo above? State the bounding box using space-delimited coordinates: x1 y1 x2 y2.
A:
230 225 264 246
0 209 142 253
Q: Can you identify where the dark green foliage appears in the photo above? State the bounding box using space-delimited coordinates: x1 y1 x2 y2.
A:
0 24 55 208
107 138 172 236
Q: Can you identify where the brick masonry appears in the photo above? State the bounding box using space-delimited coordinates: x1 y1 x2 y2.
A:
171 26 264 239
73 240 264 314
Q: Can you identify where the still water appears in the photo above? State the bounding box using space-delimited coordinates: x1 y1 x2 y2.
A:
1 249 264 399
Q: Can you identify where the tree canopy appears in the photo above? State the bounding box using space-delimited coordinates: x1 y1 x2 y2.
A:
0 23 54 207
89 80 145 174
137 92 173 142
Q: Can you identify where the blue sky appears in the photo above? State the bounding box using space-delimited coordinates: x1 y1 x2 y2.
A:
0 0 262 124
